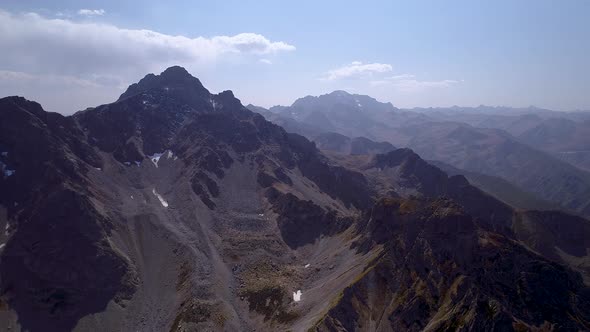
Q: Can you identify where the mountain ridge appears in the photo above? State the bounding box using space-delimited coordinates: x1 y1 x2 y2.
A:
1 67 590 331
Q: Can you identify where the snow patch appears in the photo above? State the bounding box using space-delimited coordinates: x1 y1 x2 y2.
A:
148 152 165 167
152 188 169 208
0 243 4 249
211 98 218 111
0 161 15 178
304 264 310 268
124 161 131 166
134 161 141 167
94 167 102 171
130 195 134 200
167 151 173 159
293 290 302 302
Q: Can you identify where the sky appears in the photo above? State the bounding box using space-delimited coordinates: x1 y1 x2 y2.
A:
0 0 589 114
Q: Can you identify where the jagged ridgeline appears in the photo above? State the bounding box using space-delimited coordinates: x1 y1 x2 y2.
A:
0 67 589 331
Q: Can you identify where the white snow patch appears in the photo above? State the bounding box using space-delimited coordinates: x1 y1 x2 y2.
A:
0 244 4 249
258 213 264 217
152 188 169 208
293 290 302 302
124 161 131 166
5 223 9 235
211 98 218 111
134 161 141 167
94 167 102 171
167 150 174 159
304 264 310 268
130 195 134 200
148 152 165 167
0 161 15 177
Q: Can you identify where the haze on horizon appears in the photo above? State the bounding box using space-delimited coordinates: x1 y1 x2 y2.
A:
0 0 589 114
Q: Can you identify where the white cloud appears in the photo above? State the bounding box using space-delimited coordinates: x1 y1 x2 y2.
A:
372 75 459 92
324 61 459 92
0 10 295 77
387 74 416 80
78 9 106 16
259 58 273 65
394 79 459 91
365 72 459 91
323 61 393 80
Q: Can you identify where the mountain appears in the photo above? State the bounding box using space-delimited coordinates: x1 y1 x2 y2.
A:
405 107 590 171
430 160 558 211
408 105 590 126
316 197 590 331
269 90 401 140
555 150 590 172
312 133 555 211
516 118 590 170
1 67 590 331
246 104 325 139
258 93 590 219
400 122 590 218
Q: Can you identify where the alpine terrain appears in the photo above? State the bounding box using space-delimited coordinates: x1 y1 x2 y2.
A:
1 67 590 332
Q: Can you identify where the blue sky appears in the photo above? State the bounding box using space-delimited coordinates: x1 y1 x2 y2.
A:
0 0 589 113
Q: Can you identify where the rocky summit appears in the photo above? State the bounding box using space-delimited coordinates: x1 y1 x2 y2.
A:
0 67 589 332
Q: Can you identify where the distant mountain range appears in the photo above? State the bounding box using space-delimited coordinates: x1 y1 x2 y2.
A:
248 92 590 219
1 67 590 331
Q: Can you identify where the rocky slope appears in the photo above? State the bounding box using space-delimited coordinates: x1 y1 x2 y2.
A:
1 67 590 332
430 160 558 211
400 122 590 218
315 197 590 331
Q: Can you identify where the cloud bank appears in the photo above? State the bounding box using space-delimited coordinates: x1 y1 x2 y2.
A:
323 61 393 80
78 9 106 16
371 75 459 91
323 61 459 92
0 10 295 77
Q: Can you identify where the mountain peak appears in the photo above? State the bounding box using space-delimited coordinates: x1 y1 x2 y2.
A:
118 65 209 102
329 90 351 97
160 65 192 79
